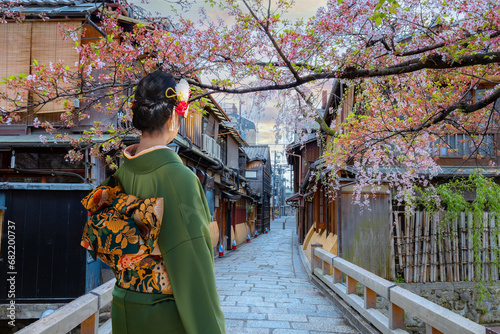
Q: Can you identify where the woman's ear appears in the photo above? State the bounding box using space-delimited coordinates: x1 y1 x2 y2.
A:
165 116 175 132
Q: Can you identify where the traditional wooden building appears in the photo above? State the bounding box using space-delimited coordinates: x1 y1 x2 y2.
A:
0 0 128 313
0 1 263 320
287 77 500 282
242 145 272 233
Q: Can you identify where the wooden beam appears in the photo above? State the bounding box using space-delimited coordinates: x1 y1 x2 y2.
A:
389 302 405 330
364 287 377 309
80 313 98 334
346 276 357 295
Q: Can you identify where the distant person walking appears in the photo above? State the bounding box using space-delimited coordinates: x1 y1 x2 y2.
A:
81 71 226 333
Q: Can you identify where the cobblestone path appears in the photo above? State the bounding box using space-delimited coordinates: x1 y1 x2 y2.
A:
214 216 360 334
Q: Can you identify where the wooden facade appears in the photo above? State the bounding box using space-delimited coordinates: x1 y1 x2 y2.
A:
243 146 272 233
0 6 265 313
288 78 500 281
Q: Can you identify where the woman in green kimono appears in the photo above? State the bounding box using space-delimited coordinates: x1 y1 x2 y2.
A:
81 71 226 333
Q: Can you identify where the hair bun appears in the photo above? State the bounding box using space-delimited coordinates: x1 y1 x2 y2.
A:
131 71 178 133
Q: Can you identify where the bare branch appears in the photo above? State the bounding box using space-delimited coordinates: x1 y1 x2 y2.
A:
241 0 302 82
293 87 336 136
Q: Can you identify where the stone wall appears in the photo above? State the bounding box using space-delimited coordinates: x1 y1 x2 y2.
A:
398 282 500 331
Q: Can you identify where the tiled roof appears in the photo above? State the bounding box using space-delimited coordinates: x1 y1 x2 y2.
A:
243 145 270 161
0 0 77 7
5 2 103 15
1 0 111 16
220 122 248 147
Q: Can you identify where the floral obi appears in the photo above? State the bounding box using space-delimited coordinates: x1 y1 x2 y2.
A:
81 176 172 295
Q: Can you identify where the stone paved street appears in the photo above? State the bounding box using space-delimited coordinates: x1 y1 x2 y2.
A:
214 216 360 334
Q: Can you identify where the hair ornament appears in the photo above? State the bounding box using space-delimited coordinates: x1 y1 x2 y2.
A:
175 79 190 118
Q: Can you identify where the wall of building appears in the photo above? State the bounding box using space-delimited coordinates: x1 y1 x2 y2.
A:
340 186 393 279
226 137 239 168
246 162 263 195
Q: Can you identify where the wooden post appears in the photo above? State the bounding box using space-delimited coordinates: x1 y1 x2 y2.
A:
425 324 444 334
322 260 331 276
389 302 405 330
346 275 357 295
333 267 342 283
364 287 376 309
80 312 98 334
310 243 323 274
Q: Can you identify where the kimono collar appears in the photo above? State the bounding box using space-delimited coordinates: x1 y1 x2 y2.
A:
120 144 183 174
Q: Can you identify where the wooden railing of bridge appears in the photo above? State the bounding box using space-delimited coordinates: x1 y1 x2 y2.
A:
13 245 489 334
16 278 116 334
310 243 486 334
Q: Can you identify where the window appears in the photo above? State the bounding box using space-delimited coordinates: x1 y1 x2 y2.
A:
245 170 258 179
202 114 209 134
218 136 227 165
432 134 495 158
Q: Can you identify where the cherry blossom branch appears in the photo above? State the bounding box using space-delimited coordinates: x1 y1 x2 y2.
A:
293 87 336 136
187 51 500 97
240 0 301 82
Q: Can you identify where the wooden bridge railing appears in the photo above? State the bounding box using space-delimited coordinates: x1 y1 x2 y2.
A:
17 279 116 334
310 244 486 334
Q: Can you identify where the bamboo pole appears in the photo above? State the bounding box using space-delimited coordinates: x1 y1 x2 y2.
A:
431 212 438 282
491 214 499 281
449 217 455 281
445 222 453 282
483 212 489 281
497 214 500 281
421 212 430 283
460 212 467 282
414 211 421 282
405 214 410 282
408 213 414 283
395 214 405 273
438 213 446 282
453 217 460 282
467 212 474 281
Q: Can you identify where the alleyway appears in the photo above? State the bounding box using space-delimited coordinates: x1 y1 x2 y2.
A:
214 217 360 334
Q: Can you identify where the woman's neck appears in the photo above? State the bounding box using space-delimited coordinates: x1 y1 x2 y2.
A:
135 131 174 155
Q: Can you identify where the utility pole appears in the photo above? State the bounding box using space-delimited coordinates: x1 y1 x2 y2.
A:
239 100 244 134
273 150 277 220
278 166 283 217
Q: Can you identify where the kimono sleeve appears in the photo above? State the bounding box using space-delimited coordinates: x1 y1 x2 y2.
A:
164 175 226 334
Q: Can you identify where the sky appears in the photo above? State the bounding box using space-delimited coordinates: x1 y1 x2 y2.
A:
131 0 329 188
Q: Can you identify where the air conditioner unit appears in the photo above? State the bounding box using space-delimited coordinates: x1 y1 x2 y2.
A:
202 134 211 153
214 143 221 160
208 137 214 156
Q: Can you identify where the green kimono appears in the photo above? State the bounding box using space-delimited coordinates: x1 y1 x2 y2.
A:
111 145 226 334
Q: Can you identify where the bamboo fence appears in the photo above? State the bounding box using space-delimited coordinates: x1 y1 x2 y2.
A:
393 211 500 283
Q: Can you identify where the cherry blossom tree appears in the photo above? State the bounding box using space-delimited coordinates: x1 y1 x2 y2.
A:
1 0 500 201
